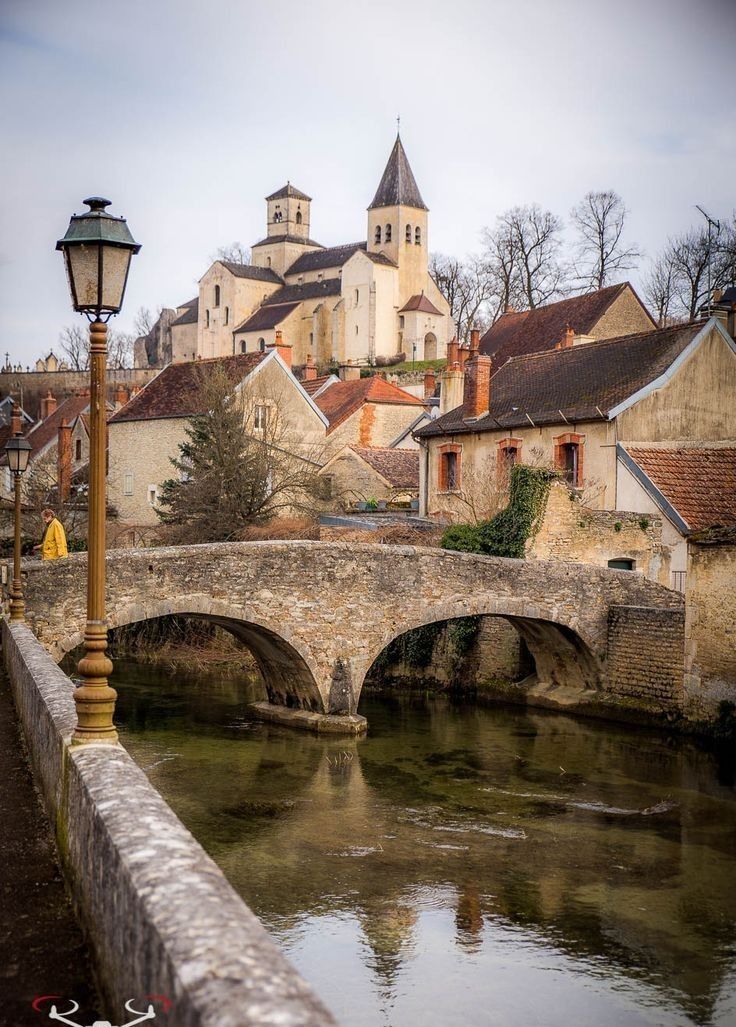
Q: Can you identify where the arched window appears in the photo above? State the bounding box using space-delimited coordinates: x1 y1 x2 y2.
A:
273 208 283 223
214 285 220 307
258 338 266 352
224 306 229 326
415 226 421 245
267 256 272 267
405 224 412 243
205 309 210 327
374 225 382 244
296 210 303 225
354 288 359 305
423 332 437 360
240 340 246 354
385 224 392 242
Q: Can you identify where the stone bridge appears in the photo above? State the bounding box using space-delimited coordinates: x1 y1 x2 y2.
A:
17 541 685 722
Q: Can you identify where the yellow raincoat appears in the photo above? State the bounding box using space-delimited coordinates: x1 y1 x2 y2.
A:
41 517 68 560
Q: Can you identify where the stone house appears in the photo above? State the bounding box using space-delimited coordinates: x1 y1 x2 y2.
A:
107 342 328 527
318 446 419 507
415 318 736 581
169 135 452 368
479 281 656 365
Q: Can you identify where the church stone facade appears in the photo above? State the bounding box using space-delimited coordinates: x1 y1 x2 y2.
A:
171 136 451 368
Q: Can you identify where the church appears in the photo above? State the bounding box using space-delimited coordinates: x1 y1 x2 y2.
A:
170 135 452 368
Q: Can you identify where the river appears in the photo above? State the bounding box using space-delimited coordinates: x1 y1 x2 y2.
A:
109 658 736 1027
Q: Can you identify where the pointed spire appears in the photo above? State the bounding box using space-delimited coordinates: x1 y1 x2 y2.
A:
368 135 428 211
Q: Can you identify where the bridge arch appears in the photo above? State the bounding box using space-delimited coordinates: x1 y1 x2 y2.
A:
54 595 326 713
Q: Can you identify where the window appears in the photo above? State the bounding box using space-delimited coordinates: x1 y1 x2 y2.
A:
319 475 334 500
75 438 82 461
554 433 584 487
415 226 421 245
385 223 392 242
497 437 522 477
354 288 359 305
296 210 303 225
405 224 412 243
214 285 220 307
267 256 272 267
355 324 359 335
608 558 635 571
254 405 269 430
123 472 133 496
224 306 229 326
399 315 405 329
318 272 323 281
240 340 247 353
258 337 266 352
374 225 382 244
273 207 283 223
309 332 314 345
147 484 157 506
205 309 210 328
438 445 462 492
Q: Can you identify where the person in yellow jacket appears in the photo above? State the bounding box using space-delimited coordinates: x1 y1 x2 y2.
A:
34 508 68 560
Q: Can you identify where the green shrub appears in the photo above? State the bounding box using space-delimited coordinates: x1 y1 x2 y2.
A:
614 521 622 533
638 517 650 532
447 616 480 657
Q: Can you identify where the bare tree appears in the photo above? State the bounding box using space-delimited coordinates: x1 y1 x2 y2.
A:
645 217 736 322
59 324 89 370
430 253 494 341
133 306 155 337
644 253 678 326
486 205 566 309
211 242 251 265
570 190 640 291
107 327 134 368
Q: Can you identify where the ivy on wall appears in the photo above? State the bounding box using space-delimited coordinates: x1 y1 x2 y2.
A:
440 465 556 558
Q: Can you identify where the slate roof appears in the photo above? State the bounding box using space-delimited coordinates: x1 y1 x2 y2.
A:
251 234 323 248
364 251 398 267
399 292 443 315
417 321 704 437
218 261 283 283
351 446 420 488
171 297 199 326
233 302 300 334
368 135 428 211
266 184 312 202
22 394 90 460
262 279 342 305
316 376 425 433
109 354 267 423
286 242 366 276
478 283 655 365
622 446 736 533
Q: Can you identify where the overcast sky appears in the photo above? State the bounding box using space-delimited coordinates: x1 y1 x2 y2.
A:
1 0 734 365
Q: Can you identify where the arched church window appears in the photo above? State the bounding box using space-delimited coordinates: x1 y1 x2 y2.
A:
273 208 283 223
375 225 382 244
258 338 266 352
267 257 271 267
296 210 303 225
415 227 421 245
214 285 220 307
385 224 392 242
354 288 359 305
240 340 246 354
405 224 412 243
206 309 210 327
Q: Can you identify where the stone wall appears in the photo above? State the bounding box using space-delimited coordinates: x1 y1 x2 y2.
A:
684 530 736 718
606 605 685 711
2 621 336 1026
0 368 158 420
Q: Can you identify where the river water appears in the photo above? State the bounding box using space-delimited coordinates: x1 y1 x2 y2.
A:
110 659 736 1027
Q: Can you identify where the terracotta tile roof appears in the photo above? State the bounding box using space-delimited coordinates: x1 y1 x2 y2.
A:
417 321 704 437
399 292 443 315
479 283 656 365
263 279 342 305
286 243 366 276
266 184 312 202
109 353 267 423
233 302 300 333
351 446 419 488
301 374 337 397
171 297 199 326
623 446 736 532
316 376 426 433
218 262 283 283
369 135 427 211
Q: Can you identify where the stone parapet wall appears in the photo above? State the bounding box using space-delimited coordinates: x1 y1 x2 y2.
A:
0 368 158 420
2 621 336 1026
606 605 685 710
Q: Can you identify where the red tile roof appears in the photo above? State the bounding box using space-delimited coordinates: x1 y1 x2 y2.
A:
399 292 443 315
301 374 336 397
316 376 425 433
351 446 419 488
109 354 267 422
479 283 655 365
624 446 736 532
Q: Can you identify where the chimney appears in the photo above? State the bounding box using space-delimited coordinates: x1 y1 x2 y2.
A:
40 390 57 420
556 325 574 350
503 303 516 315
463 353 492 420
713 289 723 304
304 353 318 381
114 384 128 408
469 328 480 354
446 337 459 367
57 420 72 503
10 402 21 438
457 346 469 370
338 360 361 382
423 368 436 399
267 329 292 369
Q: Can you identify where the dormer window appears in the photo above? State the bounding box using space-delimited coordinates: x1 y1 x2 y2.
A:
214 285 220 307
296 210 303 225
385 224 392 242
405 224 412 243
415 226 421 245
375 225 382 244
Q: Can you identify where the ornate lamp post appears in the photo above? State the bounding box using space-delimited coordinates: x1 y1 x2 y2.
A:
56 198 140 744
4 407 31 622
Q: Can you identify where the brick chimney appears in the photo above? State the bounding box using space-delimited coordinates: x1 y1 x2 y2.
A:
446 337 459 367
267 329 292 369
463 353 492 420
57 420 72 503
423 368 436 399
469 328 480 354
338 360 361 382
10 402 21 438
556 325 574 350
304 353 318 381
457 346 468 370
40 390 57 420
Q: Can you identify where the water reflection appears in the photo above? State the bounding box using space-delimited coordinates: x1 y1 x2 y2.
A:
109 660 736 1027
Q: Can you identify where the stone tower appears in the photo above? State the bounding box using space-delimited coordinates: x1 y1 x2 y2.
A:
251 183 320 276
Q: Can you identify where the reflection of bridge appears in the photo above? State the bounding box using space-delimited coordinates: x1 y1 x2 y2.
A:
20 541 685 722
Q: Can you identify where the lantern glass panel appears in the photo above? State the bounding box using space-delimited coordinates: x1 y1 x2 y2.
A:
5 438 31 474
100 245 132 311
66 242 101 310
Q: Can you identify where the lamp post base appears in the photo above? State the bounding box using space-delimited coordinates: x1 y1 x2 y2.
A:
73 621 118 745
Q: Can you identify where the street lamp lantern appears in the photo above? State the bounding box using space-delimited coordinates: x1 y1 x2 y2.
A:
56 197 141 320
5 409 32 622
57 197 140 744
4 434 31 475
